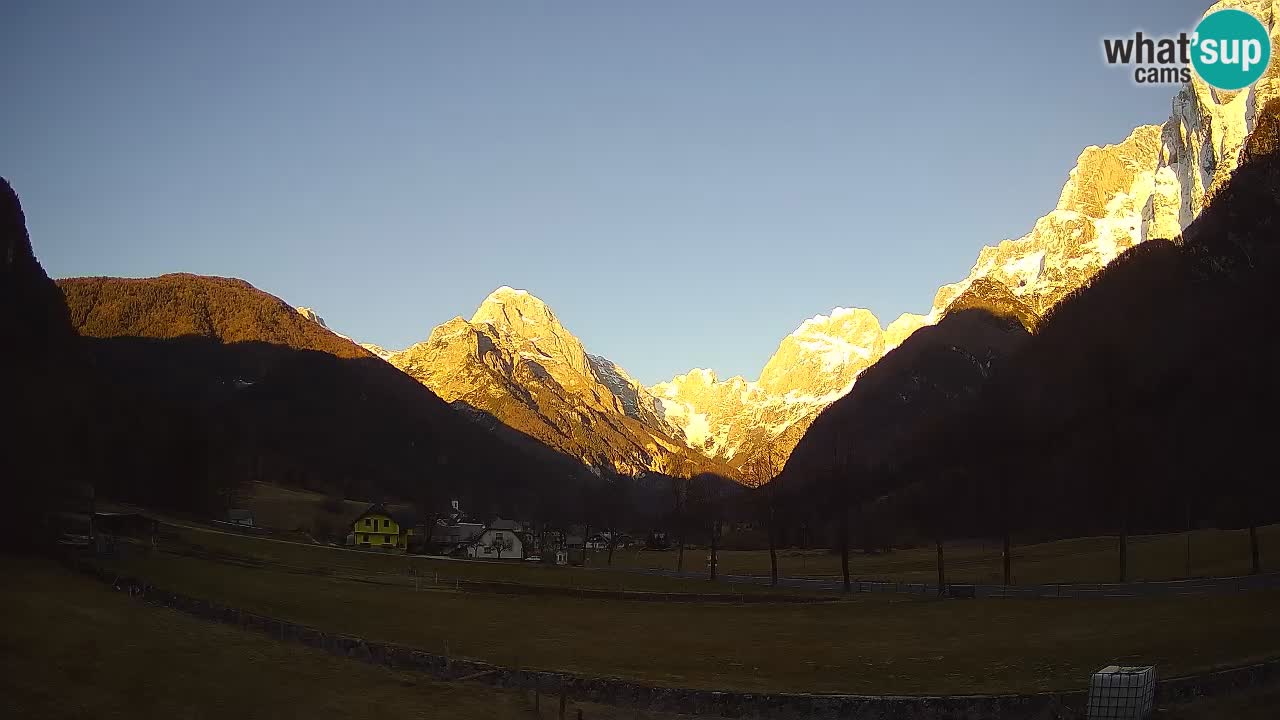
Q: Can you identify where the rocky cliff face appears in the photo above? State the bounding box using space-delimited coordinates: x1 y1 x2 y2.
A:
296 308 397 360
929 124 1164 317
296 305 361 344
335 0 1274 477
933 0 1280 320
653 0 1280 471
359 343 395 361
647 307 965 469
375 287 712 476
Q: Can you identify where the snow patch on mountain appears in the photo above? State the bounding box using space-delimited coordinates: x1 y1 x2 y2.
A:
654 0 1280 471
296 306 355 343
365 287 702 475
360 343 396 360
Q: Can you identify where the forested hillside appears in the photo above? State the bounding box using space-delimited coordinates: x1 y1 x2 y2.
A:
56 273 599 520
1 178 95 544
780 102 1280 552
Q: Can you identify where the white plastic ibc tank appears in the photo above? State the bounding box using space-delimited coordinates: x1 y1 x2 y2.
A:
1086 665 1155 719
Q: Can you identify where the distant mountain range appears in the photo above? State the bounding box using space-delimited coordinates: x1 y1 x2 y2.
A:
52 272 597 518
312 0 1280 480
650 0 1280 473
11 0 1274 526
789 95 1280 545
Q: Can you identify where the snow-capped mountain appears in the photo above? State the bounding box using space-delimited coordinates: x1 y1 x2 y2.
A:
295 306 357 343
368 287 716 476
329 0 1276 478
648 309 931 468
932 0 1280 319
296 308 397 361
359 343 396 361
652 0 1280 471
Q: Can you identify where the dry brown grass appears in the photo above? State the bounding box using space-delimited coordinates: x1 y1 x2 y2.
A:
102 541 1280 696
599 524 1280 584
0 556 535 719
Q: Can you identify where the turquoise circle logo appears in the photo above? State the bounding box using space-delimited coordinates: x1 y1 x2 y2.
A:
1191 9 1272 91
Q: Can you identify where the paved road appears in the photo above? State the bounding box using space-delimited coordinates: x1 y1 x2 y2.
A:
618 566 1280 597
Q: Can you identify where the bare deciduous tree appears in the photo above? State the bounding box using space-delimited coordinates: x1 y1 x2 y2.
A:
832 437 852 593
746 442 783 587
488 532 513 559
690 472 728 581
669 454 691 574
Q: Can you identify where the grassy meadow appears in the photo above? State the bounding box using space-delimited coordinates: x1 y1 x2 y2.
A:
1160 680 1280 719
155 521 818 597
98 535 1280 696
593 524 1280 585
232 482 1277 589
0 555 714 720
240 482 418 541
0 555 538 719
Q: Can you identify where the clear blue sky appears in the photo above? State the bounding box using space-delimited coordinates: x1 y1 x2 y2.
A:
4 0 1211 384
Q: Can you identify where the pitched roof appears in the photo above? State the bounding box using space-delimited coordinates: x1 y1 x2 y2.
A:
387 506 420 527
353 502 388 523
487 518 521 532
430 522 485 545
352 502 420 528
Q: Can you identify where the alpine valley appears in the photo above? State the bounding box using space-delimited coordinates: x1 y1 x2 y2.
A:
298 0 1280 479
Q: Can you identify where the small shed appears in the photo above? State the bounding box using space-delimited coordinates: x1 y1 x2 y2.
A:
94 512 158 538
227 509 255 527
92 512 159 555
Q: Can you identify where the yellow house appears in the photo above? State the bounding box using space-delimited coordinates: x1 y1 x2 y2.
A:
350 503 418 552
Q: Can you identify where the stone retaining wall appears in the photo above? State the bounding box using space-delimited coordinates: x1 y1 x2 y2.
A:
74 559 1278 720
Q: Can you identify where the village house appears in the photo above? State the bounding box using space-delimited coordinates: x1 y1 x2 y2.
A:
429 521 485 556
466 518 524 560
348 502 419 552
563 532 587 564
529 527 569 564
585 531 633 550
644 530 671 550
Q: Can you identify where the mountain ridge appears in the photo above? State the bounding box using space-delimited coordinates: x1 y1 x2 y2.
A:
361 285 729 478
795 103 1280 545
56 272 598 516
647 0 1280 472
293 0 1278 479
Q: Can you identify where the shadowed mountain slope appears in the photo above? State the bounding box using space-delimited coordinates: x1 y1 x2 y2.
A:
56 273 596 518
1 177 97 543
780 103 1280 543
